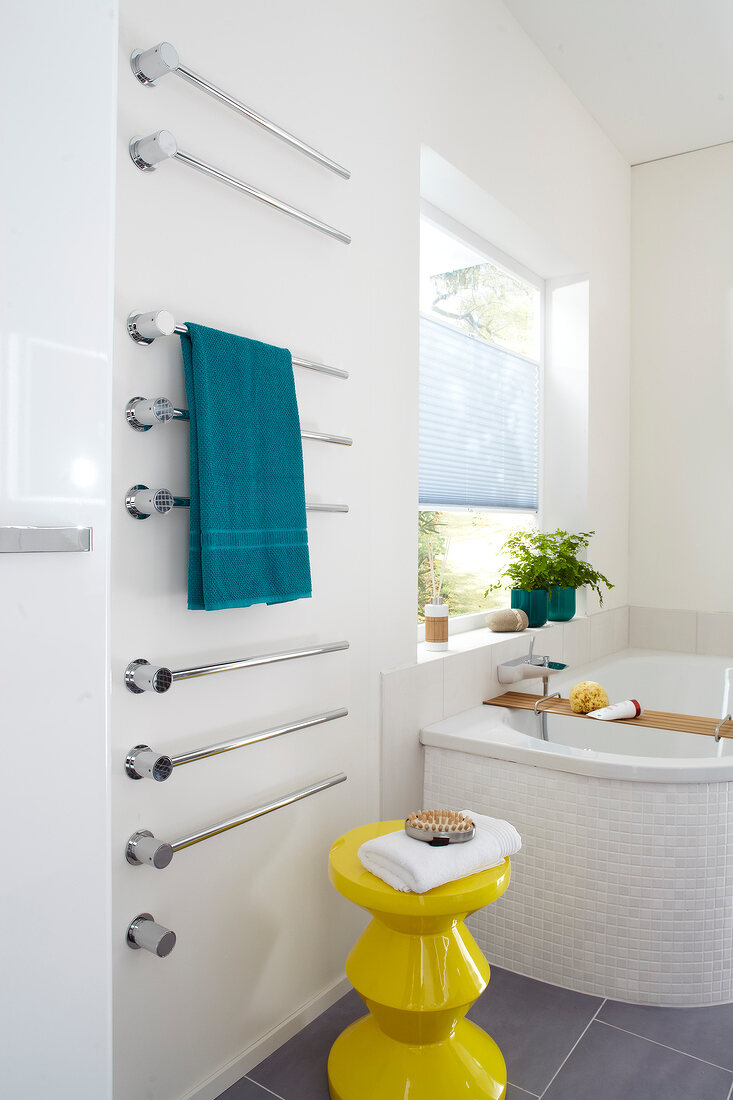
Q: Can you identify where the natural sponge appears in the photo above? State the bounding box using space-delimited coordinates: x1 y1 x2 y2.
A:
569 681 609 714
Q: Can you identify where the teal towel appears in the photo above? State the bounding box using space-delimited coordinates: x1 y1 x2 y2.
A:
179 322 312 611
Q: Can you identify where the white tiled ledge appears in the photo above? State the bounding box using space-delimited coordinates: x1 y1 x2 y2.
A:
415 604 630 670
411 605 733 665
416 618 575 664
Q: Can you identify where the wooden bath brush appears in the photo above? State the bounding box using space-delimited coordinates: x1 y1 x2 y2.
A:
405 809 476 846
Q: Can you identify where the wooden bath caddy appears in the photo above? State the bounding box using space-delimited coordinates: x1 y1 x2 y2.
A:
483 692 733 739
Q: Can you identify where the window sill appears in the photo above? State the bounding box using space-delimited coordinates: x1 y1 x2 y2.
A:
416 618 581 664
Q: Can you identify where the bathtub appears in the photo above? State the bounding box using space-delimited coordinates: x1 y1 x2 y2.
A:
420 649 733 1006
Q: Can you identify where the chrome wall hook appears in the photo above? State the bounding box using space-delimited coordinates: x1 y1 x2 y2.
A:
126 913 176 957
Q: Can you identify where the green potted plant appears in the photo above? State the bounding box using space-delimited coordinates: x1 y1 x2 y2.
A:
544 529 614 621
486 528 614 626
485 529 555 627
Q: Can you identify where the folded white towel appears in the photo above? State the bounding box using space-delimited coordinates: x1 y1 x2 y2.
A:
358 811 521 894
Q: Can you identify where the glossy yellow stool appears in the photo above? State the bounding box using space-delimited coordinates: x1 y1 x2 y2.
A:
328 821 510 1100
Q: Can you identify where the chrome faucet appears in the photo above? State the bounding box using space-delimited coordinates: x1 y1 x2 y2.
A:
497 635 567 684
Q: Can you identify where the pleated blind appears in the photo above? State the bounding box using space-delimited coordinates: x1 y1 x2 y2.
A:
419 315 539 511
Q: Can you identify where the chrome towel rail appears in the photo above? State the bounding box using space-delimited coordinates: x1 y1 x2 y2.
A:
130 43 350 180
129 131 350 245
124 484 349 519
125 396 352 446
124 639 349 694
125 706 348 780
126 772 347 867
127 310 349 381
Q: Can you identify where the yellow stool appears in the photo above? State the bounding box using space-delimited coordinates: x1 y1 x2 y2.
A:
328 821 510 1100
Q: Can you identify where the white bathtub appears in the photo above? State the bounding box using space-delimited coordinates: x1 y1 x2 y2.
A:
421 649 733 1006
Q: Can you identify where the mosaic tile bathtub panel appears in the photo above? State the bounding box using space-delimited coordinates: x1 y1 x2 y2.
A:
424 747 733 1005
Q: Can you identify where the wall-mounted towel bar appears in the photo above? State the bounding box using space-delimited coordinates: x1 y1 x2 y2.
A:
125 707 348 780
125 396 352 446
127 310 349 380
129 131 350 245
130 43 350 180
125 484 349 519
126 772 347 868
125 639 349 694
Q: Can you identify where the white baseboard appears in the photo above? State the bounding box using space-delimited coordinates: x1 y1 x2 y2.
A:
179 973 352 1100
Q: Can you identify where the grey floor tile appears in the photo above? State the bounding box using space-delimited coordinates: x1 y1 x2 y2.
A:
543 1021 733 1100
466 965 602 1095
506 1084 539 1099
247 989 364 1099
217 1076 283 1099
598 998 733 1070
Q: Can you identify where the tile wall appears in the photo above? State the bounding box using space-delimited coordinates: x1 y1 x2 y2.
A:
630 607 733 656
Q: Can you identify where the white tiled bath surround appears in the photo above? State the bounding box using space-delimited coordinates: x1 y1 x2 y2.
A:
381 607 629 817
382 605 733 1005
424 746 733 1006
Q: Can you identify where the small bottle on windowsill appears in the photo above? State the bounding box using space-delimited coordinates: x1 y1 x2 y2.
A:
424 597 449 651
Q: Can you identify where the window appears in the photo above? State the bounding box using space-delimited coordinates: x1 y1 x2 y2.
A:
418 213 542 623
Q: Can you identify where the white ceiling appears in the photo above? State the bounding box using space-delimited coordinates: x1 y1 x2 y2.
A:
502 0 733 164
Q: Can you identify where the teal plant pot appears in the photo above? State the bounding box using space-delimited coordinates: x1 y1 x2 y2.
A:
511 588 549 628
548 586 576 622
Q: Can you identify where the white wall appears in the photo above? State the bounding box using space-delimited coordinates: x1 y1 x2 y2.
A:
0 1 629 1097
630 142 733 613
113 3 630 1098
0 3 117 1097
